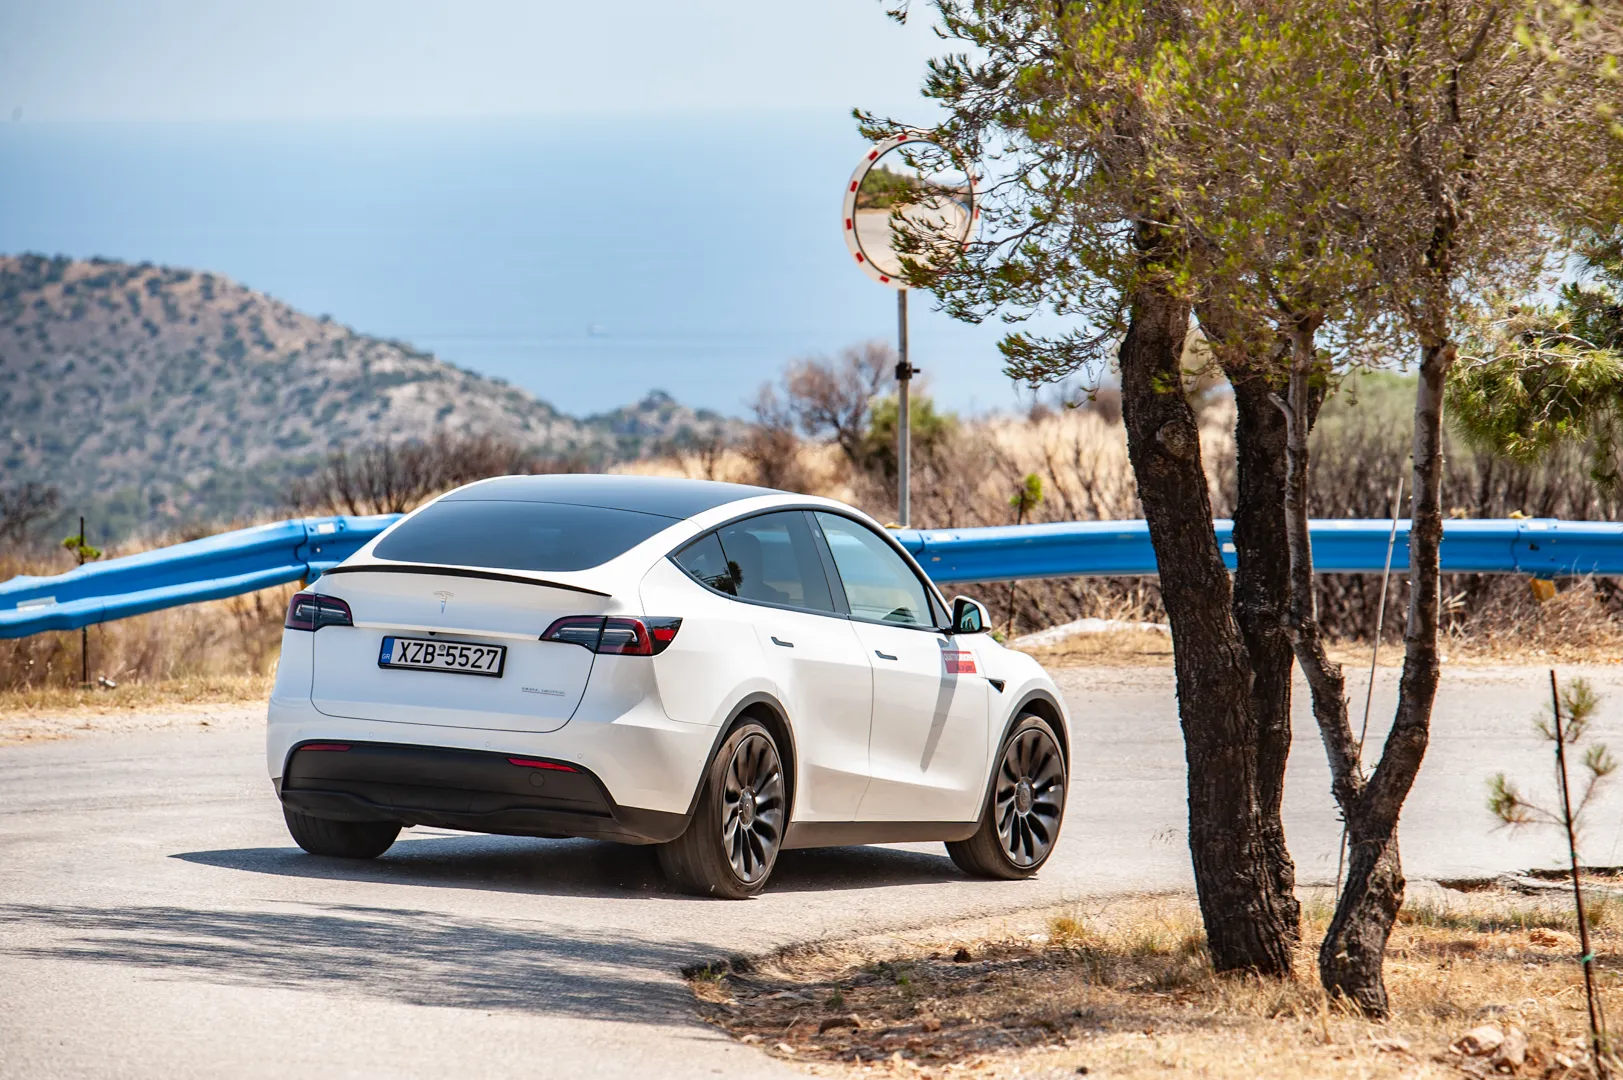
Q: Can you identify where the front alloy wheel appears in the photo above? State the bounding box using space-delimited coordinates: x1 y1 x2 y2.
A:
658 719 786 898
947 713 1066 879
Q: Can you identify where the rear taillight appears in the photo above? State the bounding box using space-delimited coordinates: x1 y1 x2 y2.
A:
285 592 353 632
540 616 682 656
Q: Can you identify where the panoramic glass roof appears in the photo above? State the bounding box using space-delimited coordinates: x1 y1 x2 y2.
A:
441 474 777 520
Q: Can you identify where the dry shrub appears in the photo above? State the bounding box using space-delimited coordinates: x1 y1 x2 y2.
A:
710 366 1621 645
287 431 580 516
1302 374 1623 645
0 584 292 694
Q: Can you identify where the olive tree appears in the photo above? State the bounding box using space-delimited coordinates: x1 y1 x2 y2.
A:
870 0 1623 1010
1109 0 1622 1014
863 0 1310 975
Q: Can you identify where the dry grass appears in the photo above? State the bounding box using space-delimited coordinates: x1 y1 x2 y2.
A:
688 888 1623 1078
0 535 294 694
0 672 272 719
0 661 271 745
1017 629 1177 667
1016 586 1623 669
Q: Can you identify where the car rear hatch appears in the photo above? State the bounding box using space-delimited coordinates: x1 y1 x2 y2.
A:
309 567 611 733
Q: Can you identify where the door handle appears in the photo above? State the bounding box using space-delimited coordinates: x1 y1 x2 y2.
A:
771 636 794 648
875 650 898 661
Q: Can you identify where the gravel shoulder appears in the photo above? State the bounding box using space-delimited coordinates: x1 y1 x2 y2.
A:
0 700 263 746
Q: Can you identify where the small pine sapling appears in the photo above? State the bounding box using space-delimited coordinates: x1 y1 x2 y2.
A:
1488 673 1615 1070
1004 474 1043 633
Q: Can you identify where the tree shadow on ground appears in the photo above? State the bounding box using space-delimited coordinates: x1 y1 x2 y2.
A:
171 832 967 899
0 899 707 1020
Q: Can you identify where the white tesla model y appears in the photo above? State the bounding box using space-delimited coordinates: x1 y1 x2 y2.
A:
267 475 1070 898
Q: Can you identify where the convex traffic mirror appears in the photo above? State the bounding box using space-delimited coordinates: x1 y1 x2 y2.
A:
842 135 976 289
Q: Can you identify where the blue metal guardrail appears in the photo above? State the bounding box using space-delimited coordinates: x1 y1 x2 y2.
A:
0 515 396 639
2 515 1621 639
900 517 1623 585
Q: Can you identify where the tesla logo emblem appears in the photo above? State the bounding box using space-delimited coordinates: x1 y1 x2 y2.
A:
433 590 453 613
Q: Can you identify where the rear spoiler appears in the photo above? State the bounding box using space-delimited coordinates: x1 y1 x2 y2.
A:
319 563 612 597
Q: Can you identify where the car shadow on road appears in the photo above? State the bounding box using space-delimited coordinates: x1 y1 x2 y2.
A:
0 898 708 1021
171 833 967 898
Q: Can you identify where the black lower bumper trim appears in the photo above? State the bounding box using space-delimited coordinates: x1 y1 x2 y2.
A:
277 740 688 845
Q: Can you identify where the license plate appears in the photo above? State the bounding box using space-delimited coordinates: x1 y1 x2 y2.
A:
379 636 506 677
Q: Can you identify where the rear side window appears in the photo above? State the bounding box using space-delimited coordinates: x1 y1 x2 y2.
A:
716 513 836 613
675 512 837 613
374 500 675 573
672 533 737 595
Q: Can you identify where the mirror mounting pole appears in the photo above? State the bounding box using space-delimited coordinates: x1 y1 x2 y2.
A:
896 289 912 528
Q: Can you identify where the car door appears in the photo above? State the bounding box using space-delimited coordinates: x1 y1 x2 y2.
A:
812 512 991 824
686 512 875 822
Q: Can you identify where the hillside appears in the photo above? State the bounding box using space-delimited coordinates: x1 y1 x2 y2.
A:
0 254 736 537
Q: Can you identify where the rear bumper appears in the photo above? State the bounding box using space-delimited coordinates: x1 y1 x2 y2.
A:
277 740 688 844
267 692 716 817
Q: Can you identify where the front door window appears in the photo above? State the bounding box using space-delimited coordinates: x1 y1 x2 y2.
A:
812 512 932 626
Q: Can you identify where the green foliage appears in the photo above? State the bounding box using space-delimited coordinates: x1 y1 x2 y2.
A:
862 394 957 476
854 165 924 211
1537 677 1606 747
60 532 101 563
1009 473 1044 518
1488 677 1614 844
1450 239 1623 492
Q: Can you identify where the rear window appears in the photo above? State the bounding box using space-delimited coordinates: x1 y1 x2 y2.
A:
373 500 676 573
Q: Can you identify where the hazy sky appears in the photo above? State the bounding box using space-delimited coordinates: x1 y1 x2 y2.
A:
0 1 947 122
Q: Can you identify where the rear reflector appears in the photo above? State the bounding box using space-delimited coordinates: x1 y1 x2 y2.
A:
299 743 351 752
508 757 579 772
540 616 681 656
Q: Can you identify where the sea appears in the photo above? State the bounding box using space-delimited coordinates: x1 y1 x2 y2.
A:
0 111 1066 418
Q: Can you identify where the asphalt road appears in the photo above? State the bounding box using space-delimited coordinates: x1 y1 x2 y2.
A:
5 664 1623 1079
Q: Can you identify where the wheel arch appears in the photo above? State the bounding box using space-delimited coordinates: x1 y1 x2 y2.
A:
1009 687 1070 769
710 691 799 824
966 686 1071 818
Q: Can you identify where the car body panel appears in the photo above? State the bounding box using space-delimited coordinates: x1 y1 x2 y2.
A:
851 619 991 822
307 570 608 732
637 557 767 728
745 605 874 821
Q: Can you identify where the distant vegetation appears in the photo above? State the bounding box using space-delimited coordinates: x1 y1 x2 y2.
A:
0 254 739 542
854 165 923 211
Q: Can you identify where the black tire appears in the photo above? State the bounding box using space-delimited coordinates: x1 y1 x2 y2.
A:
283 806 400 859
658 719 787 899
947 713 1067 879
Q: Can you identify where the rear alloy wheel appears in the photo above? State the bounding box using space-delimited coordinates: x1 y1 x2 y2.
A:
658 720 787 899
947 714 1066 879
283 806 400 859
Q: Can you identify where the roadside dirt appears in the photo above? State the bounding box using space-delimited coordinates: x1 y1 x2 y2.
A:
1020 630 1623 669
0 675 268 746
688 888 1621 1078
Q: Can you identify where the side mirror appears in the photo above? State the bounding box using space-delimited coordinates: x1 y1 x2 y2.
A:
950 596 990 635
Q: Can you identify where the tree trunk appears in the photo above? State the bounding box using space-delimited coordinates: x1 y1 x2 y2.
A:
1118 279 1294 976
1202 300 1301 941
1228 367 1302 941
1304 334 1460 1013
